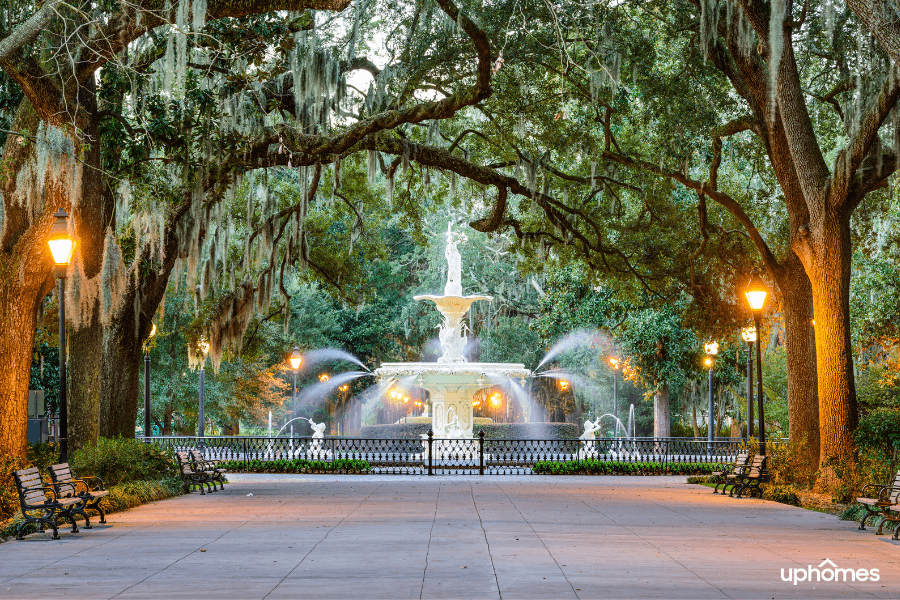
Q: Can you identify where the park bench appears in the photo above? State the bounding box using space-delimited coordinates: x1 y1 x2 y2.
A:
731 455 768 498
175 452 217 494
49 463 109 526
855 470 900 537
12 467 81 540
189 450 226 491
712 451 750 494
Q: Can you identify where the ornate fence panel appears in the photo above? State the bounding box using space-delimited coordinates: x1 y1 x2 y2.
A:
140 436 777 476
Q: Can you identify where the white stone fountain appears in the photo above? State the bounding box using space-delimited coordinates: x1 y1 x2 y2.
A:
375 222 530 439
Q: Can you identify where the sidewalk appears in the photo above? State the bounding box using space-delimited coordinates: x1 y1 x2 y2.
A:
1 475 897 599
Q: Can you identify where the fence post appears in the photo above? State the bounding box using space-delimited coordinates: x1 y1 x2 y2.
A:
479 430 485 476
243 438 248 468
427 429 434 476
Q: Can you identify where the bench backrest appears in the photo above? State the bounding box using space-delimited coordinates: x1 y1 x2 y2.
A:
48 463 77 498
745 455 767 479
175 452 199 474
13 467 48 506
189 450 205 463
887 471 900 503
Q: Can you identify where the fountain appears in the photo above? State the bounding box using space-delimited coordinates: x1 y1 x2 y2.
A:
375 222 530 438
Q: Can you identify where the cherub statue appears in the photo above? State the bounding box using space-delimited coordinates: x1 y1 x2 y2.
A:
307 418 326 439
580 418 603 441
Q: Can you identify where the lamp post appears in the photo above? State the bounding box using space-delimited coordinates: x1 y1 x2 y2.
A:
704 341 719 445
744 271 769 456
47 209 75 462
609 357 620 434
289 347 302 418
144 323 157 440
741 326 757 440
198 338 210 444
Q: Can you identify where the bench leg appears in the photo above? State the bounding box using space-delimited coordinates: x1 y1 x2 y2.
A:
859 505 879 531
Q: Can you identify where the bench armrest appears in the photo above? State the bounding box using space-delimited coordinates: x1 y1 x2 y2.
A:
878 486 900 502
861 483 887 497
20 485 61 505
51 481 82 498
79 475 105 490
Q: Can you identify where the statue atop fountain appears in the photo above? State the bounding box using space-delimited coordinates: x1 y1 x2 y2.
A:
415 222 492 364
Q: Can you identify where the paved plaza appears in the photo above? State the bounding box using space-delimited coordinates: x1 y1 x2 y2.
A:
1 475 898 599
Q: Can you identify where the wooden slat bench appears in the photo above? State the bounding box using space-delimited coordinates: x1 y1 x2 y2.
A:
855 470 900 535
732 455 768 498
49 463 109 526
175 452 216 494
12 467 81 540
712 452 750 494
189 450 226 491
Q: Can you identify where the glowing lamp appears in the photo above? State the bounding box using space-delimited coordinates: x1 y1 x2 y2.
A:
289 347 302 370
403 396 409 403
47 209 75 267
745 271 768 312
609 357 620 370
741 326 756 343
704 341 719 356
558 379 570 391
149 323 157 338
490 394 501 406
319 373 329 383
704 357 712 368
339 384 349 392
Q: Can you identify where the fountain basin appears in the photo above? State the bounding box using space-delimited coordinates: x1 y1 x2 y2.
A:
375 362 530 438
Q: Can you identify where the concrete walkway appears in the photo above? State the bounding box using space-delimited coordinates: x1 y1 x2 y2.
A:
1 475 898 599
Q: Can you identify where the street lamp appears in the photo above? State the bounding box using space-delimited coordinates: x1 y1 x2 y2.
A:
144 323 157 440
609 357 620 433
198 338 210 443
47 209 74 461
744 271 768 456
741 325 757 440
289 347 302 418
704 341 718 444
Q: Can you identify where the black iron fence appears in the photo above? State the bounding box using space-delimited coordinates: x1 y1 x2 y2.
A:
141 434 781 476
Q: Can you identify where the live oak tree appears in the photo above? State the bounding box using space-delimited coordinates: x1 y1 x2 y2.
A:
0 0 496 458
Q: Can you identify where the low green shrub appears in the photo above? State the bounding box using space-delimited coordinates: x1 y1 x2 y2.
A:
69 437 177 487
686 475 723 484
223 458 371 474
762 484 801 506
838 503 899 534
532 460 723 475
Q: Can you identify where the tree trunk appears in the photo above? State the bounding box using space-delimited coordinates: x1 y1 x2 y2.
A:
163 400 173 436
780 253 820 466
67 306 102 450
653 383 670 437
806 212 858 462
99 322 142 438
0 103 64 459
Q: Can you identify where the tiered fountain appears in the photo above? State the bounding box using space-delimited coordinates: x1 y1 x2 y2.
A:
375 223 530 438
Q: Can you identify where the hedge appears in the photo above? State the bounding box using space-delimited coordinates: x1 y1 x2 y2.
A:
532 460 724 475
222 458 371 474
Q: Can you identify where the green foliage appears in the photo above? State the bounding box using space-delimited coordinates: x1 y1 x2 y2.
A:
532 460 722 475
767 437 819 489
222 458 370 474
855 409 900 454
69 438 177 487
761 484 801 507
29 342 59 415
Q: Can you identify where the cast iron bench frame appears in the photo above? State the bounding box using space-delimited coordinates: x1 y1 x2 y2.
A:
712 451 750 494
189 450 226 491
856 470 900 537
49 463 110 526
12 467 81 540
175 452 217 494
731 455 768 498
